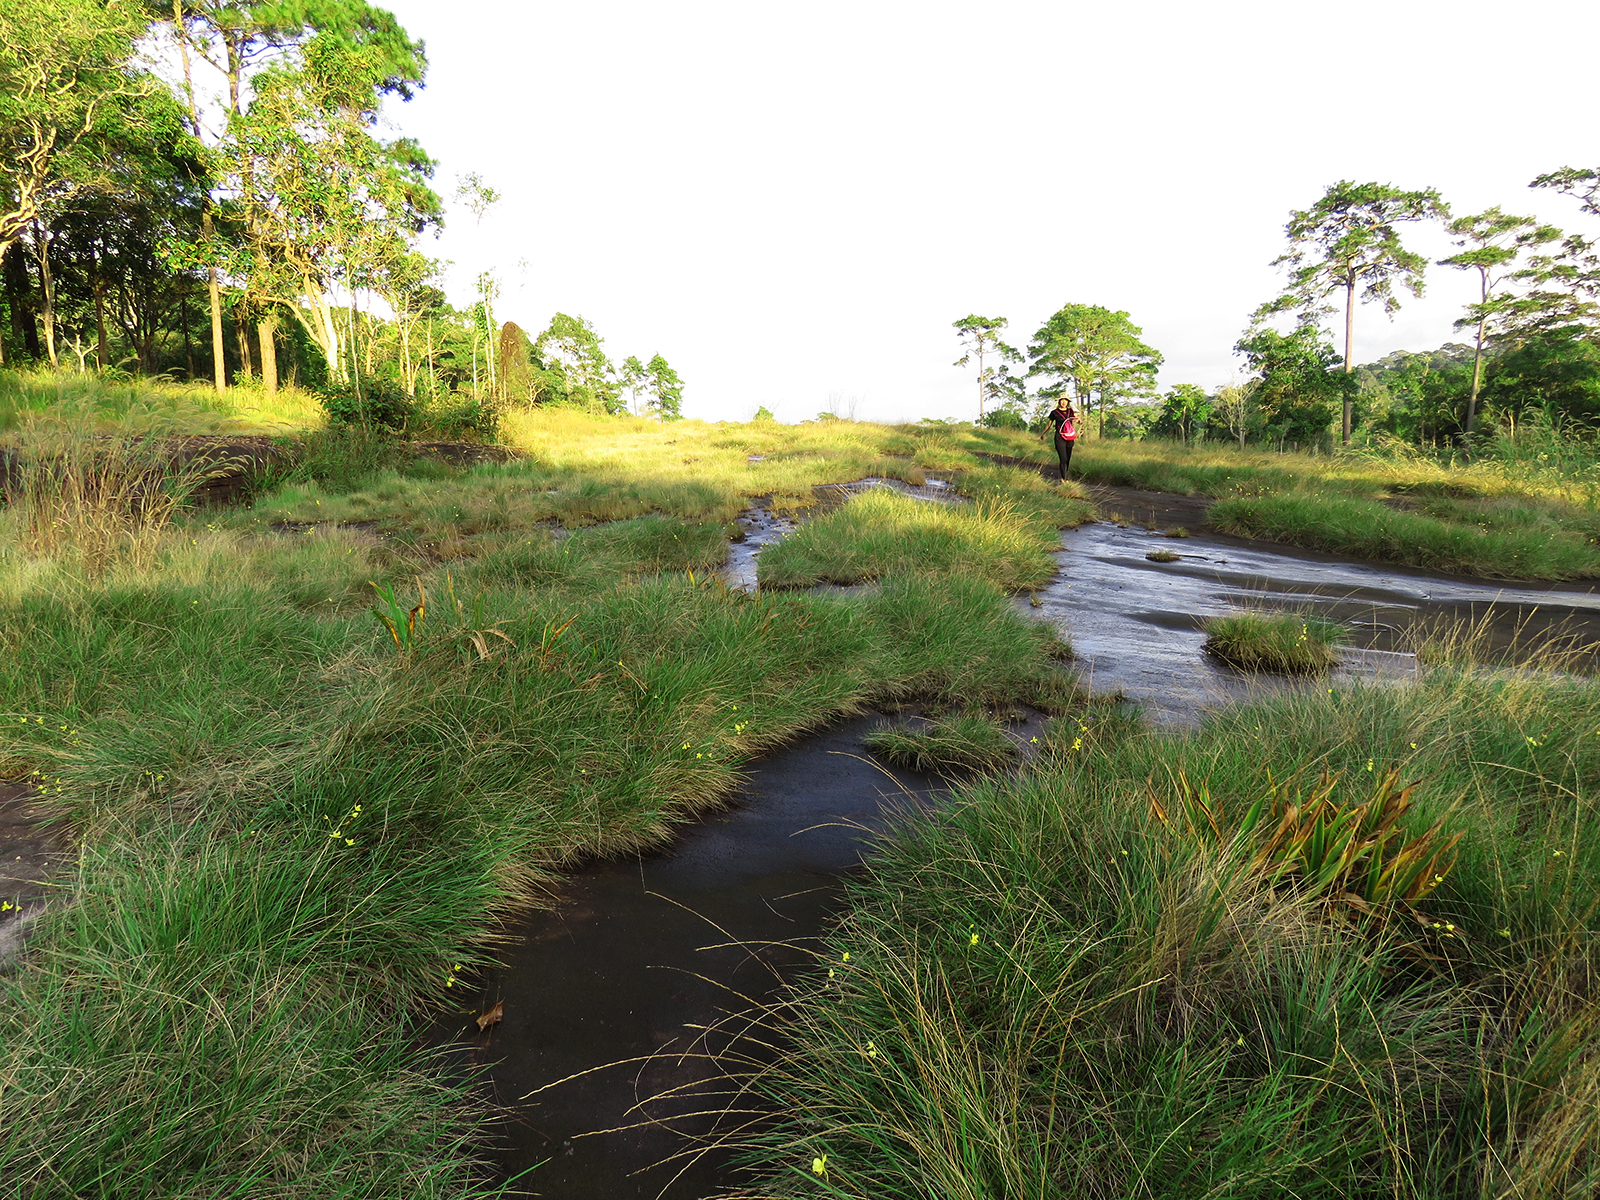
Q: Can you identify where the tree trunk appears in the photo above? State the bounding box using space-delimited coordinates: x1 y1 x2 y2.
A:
1341 277 1355 444
1464 271 1488 448
3 240 41 359
181 294 195 379
235 301 253 380
207 257 226 390
258 316 278 399
92 245 109 369
34 222 57 367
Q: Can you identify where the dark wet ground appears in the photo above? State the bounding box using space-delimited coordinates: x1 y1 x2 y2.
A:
428 717 967 1198
0 782 67 963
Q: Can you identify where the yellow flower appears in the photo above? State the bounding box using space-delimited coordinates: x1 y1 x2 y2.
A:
969 933 979 946
841 952 850 962
812 1155 828 1176
865 1041 878 1058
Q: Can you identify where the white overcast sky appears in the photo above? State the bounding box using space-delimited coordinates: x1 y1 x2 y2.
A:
372 0 1599 424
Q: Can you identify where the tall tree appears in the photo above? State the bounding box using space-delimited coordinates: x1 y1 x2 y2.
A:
1152 383 1213 446
0 0 152 366
644 353 683 421
1026 303 1161 436
0 0 150 266
1214 380 1262 450
618 354 647 415
534 312 620 412
1437 208 1561 440
951 315 1019 420
157 0 429 388
1235 325 1344 446
1257 180 1447 443
230 35 438 383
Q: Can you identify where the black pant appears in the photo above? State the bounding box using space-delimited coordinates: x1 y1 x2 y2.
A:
1056 438 1074 479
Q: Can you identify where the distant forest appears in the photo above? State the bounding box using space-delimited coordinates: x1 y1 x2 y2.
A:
962 175 1600 453
0 0 683 432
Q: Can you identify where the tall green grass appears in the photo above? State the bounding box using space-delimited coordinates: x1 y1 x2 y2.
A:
1211 492 1600 579
737 664 1600 1199
0 366 322 434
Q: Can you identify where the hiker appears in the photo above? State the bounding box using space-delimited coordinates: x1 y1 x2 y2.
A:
1042 397 1077 481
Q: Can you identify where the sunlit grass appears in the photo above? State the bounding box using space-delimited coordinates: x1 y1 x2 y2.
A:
0 428 1079 1193
0 367 322 435
758 489 1064 592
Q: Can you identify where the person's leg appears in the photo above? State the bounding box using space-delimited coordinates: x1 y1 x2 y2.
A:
1057 439 1073 480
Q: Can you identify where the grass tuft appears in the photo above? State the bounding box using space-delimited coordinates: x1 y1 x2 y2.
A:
1203 611 1346 674
757 489 1061 592
864 712 1018 776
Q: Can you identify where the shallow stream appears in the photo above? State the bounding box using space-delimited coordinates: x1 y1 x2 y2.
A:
439 493 1600 1197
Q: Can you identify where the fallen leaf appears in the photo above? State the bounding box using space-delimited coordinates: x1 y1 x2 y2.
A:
476 1000 504 1032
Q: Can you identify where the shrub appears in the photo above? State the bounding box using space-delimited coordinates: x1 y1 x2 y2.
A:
318 379 416 432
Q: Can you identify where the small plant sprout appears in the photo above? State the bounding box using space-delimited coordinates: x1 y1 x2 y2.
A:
370 577 428 652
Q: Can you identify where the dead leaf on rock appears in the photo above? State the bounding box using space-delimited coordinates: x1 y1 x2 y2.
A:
476 1000 504 1031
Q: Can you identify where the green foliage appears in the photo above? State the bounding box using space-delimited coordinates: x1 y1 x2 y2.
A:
1257 180 1448 442
1145 383 1214 444
1483 330 1600 425
1234 325 1344 445
319 378 415 431
978 405 1028 431
1026 302 1162 437
1202 611 1346 673
752 405 776 422
532 312 621 413
644 352 683 420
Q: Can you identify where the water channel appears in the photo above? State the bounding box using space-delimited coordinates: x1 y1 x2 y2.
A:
435 487 1600 1197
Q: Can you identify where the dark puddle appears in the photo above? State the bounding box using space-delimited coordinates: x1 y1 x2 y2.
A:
429 716 945 1198
0 782 67 964
1030 520 1600 725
